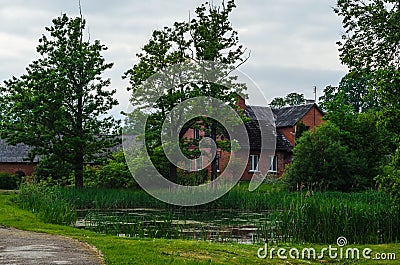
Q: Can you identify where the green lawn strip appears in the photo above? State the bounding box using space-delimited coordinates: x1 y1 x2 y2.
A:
0 192 398 264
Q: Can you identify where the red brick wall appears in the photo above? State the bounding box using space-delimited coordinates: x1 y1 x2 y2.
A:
279 127 295 146
276 150 292 177
236 94 246 110
300 105 324 130
0 163 36 176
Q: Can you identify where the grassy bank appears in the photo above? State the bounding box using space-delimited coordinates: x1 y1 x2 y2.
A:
0 191 399 264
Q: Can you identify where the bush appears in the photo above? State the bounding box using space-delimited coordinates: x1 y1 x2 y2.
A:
177 169 208 186
84 151 137 189
34 155 73 186
0 172 22 190
376 146 400 203
283 122 370 192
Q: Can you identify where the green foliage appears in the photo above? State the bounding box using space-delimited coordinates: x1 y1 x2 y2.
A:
176 169 208 186
284 92 305 106
34 155 73 186
124 0 248 182
0 172 22 190
294 120 308 140
334 0 400 201
335 0 400 71
0 14 120 188
84 152 137 189
319 72 380 113
269 97 285 109
270 93 305 108
283 120 385 192
284 122 361 191
376 147 400 203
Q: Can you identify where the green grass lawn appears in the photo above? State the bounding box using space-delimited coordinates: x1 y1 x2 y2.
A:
0 191 399 264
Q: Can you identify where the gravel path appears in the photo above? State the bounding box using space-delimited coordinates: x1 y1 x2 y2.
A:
0 227 104 265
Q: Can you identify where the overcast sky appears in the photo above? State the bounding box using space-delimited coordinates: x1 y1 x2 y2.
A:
0 0 348 118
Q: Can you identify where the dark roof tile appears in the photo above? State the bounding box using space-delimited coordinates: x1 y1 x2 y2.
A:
271 103 322 127
0 139 38 163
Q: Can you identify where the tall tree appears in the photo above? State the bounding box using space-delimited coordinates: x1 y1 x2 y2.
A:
284 92 305 106
124 24 191 183
124 0 248 182
335 0 400 139
319 72 379 113
189 0 248 181
335 0 400 199
0 14 119 188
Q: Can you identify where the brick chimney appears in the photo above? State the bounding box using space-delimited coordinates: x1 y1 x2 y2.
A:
236 94 246 110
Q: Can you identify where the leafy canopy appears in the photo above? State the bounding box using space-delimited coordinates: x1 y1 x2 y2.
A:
0 14 120 187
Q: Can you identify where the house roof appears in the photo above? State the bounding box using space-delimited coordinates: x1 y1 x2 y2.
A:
245 105 274 122
271 103 323 127
242 105 276 150
0 139 38 163
245 104 321 151
276 131 293 152
0 136 125 164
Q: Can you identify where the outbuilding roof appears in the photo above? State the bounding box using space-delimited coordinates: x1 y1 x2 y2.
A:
0 139 38 163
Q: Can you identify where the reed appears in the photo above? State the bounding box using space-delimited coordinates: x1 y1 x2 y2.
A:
17 184 76 225
16 183 400 244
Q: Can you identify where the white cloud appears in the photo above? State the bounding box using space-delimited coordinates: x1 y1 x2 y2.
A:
0 0 348 118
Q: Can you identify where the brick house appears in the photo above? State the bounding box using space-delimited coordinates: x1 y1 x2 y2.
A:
0 100 324 180
183 97 324 180
245 102 325 179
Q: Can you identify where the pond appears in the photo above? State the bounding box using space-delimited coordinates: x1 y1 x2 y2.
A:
75 208 283 244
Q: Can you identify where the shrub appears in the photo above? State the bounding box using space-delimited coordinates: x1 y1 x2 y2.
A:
177 169 208 186
84 151 137 189
34 155 73 186
0 172 22 190
283 122 370 192
376 147 400 203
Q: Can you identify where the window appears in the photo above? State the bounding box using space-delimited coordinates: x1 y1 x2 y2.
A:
268 155 278 172
249 155 259 172
186 160 193 172
194 128 200 140
195 158 203 171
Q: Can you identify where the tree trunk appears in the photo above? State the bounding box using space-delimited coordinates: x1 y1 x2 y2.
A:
169 162 177 183
210 122 218 181
74 155 84 188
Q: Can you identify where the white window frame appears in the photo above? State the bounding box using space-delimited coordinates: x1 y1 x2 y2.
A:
249 154 259 172
195 158 203 171
268 155 278 173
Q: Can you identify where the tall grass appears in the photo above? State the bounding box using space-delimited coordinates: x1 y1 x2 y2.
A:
17 184 76 225
16 183 400 244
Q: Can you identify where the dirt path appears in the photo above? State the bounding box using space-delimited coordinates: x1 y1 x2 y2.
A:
0 227 104 265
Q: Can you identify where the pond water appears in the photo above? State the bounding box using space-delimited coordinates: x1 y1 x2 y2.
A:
75 209 282 244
